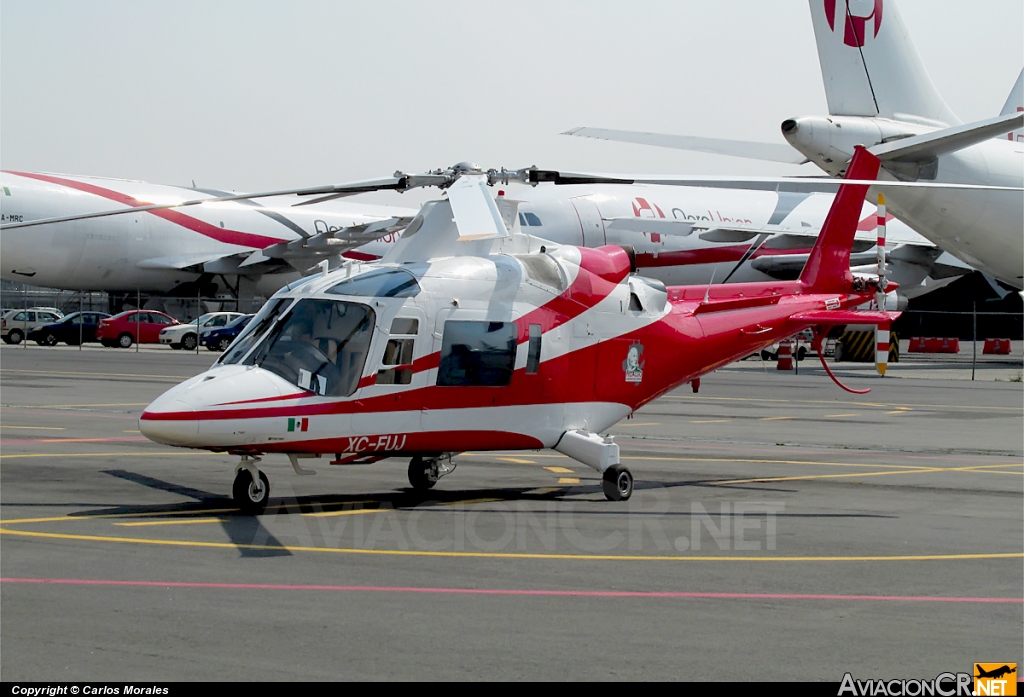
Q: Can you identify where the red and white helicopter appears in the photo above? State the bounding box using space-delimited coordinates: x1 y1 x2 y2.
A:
125 147 909 511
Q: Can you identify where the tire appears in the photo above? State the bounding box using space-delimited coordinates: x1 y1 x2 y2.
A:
760 350 773 361
602 465 634 501
408 456 436 490
181 334 198 351
833 342 843 362
232 469 270 514
216 337 232 352
44 333 59 347
797 347 807 362
117 332 134 349
8 329 23 345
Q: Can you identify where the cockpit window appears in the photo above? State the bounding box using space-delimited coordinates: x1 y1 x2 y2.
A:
219 298 290 365
518 212 543 227
326 268 420 298
244 299 374 397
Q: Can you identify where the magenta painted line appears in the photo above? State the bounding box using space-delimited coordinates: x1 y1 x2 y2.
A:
2 578 1021 603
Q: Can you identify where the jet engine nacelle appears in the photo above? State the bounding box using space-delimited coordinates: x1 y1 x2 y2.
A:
781 116 922 176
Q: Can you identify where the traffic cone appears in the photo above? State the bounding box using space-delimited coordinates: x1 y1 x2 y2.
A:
777 340 794 370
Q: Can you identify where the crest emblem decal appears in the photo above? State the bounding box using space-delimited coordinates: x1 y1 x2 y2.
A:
623 342 645 384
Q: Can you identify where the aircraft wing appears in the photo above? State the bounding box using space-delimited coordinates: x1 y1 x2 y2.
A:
137 252 239 271
604 217 696 237
562 127 808 165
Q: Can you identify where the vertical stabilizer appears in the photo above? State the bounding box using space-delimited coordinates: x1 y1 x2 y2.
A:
800 147 881 293
808 0 960 125
999 68 1023 142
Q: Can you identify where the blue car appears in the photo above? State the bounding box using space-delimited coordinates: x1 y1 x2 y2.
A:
200 314 254 352
27 311 112 346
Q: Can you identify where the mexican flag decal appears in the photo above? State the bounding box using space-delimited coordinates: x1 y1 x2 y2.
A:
287 417 309 432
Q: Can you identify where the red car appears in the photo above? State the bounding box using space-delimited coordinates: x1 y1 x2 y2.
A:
96 310 179 348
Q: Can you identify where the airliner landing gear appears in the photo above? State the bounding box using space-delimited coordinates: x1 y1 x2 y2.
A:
233 456 270 514
407 455 455 491
602 465 634 501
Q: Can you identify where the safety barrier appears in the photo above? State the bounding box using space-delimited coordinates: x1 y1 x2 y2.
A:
908 337 960 354
837 330 899 363
776 340 794 370
982 338 1012 355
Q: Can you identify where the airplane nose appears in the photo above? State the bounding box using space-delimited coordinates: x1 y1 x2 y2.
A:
139 399 199 446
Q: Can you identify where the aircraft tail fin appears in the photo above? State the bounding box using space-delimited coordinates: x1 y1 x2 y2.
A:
808 0 959 125
999 68 1023 142
800 146 881 292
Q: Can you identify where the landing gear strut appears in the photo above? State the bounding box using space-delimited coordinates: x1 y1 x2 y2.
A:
233 456 270 514
407 455 455 491
602 465 634 501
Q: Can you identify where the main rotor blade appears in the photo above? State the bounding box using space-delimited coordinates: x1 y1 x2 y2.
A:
0 176 407 230
526 170 1023 192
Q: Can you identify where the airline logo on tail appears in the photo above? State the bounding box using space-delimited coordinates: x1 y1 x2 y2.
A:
825 0 884 48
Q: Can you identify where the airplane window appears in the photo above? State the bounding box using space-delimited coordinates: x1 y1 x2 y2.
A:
519 213 528 227
390 318 418 335
326 268 420 298
248 299 375 397
377 317 418 385
526 324 542 374
220 298 290 365
437 321 517 387
524 212 543 227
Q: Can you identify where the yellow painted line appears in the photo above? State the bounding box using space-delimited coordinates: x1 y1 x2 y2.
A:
0 426 65 431
887 410 911 415
474 452 936 471
615 422 661 427
544 466 575 474
558 477 580 485
0 452 221 459
1 508 241 526
716 463 1024 486
497 457 536 464
691 419 730 424
1 527 1019 563
825 414 859 418
301 508 386 518
123 429 141 433
664 394 1023 413
759 416 796 421
115 518 227 527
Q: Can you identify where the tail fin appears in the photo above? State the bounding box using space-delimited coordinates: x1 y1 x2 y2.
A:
800 146 881 292
1000 68 1023 142
808 0 959 125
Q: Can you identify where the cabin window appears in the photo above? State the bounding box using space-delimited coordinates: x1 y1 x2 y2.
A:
376 317 419 385
219 298 289 365
437 320 517 387
326 268 420 298
245 298 375 397
526 324 542 374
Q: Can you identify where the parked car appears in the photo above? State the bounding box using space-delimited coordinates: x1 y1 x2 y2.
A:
96 310 179 348
200 314 254 352
159 312 245 350
27 311 112 346
1 308 64 344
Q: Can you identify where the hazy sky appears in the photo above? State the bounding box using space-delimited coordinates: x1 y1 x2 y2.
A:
2 1 1021 205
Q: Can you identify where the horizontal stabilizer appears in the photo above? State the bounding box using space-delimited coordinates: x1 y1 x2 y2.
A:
562 127 808 165
870 112 1024 163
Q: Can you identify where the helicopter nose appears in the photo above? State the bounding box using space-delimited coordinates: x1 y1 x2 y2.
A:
139 399 199 446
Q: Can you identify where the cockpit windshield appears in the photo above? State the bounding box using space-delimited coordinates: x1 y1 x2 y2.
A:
219 298 290 366
326 268 420 298
243 299 374 397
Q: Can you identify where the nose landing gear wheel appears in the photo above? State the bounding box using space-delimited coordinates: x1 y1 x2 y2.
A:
408 456 437 491
232 468 270 514
602 465 634 501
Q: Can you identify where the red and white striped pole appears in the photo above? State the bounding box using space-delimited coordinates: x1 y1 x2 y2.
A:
875 194 889 376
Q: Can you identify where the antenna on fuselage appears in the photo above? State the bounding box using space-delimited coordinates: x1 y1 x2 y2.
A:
702 267 718 305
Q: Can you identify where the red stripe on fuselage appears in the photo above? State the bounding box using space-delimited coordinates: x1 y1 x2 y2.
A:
5 170 285 249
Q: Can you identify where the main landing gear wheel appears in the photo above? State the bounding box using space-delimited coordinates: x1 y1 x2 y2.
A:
602 465 634 501
408 456 437 491
232 468 270 514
